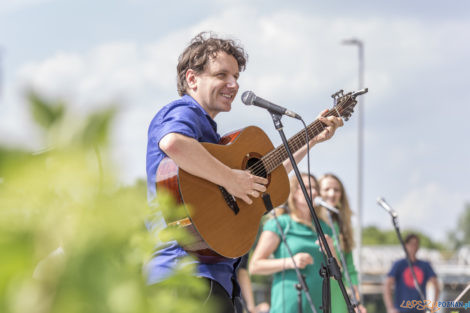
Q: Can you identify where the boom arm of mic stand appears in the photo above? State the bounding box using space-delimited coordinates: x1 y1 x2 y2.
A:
268 111 355 313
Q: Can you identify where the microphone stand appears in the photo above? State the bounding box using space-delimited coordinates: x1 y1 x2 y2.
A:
385 206 428 311
325 210 360 307
268 111 355 313
262 194 318 313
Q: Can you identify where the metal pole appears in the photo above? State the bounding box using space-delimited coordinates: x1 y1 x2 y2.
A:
0 47 3 100
342 38 364 299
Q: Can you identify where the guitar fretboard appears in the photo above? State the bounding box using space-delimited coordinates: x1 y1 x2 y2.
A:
250 107 341 176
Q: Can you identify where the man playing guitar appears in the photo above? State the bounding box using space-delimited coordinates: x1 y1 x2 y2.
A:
145 31 343 313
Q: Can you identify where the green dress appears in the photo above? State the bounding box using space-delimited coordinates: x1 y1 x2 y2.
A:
329 221 359 313
263 215 332 313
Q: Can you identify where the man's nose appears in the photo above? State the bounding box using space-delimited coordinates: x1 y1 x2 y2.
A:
226 76 238 89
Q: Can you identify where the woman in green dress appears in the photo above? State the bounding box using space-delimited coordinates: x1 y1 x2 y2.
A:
318 173 367 313
249 173 336 313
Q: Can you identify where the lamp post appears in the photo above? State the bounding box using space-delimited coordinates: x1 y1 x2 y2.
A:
342 38 364 294
0 47 3 100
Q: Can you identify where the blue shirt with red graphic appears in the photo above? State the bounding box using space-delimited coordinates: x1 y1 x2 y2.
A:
387 258 437 312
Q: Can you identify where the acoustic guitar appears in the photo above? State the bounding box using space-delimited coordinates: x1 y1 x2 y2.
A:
156 88 368 260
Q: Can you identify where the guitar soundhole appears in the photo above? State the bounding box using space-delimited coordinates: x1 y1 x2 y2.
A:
246 158 267 178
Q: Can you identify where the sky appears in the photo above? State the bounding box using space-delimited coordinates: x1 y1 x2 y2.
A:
1 0 469 242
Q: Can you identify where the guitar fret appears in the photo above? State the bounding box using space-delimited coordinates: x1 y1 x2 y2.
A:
259 96 352 175
261 115 330 174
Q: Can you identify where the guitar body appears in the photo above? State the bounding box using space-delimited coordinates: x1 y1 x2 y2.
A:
156 126 290 259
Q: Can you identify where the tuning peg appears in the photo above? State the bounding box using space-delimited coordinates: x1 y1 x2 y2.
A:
331 89 344 99
351 88 368 98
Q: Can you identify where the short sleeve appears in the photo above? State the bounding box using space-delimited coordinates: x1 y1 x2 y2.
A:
150 105 205 148
345 251 359 286
424 261 437 279
263 215 289 238
387 260 400 278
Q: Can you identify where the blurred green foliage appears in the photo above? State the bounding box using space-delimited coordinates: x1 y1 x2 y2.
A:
27 91 65 131
447 202 470 249
0 91 212 313
362 225 444 250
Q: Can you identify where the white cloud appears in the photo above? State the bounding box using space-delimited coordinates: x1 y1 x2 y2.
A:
12 7 470 127
394 183 465 240
15 40 182 113
180 8 470 112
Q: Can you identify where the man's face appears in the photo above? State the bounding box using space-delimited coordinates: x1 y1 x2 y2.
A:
405 237 419 259
187 51 239 118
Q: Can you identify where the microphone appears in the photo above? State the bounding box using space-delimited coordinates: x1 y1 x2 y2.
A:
313 197 339 214
377 197 398 218
241 91 301 120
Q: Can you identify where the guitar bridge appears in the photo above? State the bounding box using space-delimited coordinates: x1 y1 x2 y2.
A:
218 186 240 215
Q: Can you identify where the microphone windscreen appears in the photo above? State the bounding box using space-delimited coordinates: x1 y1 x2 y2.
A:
313 197 322 206
241 91 255 105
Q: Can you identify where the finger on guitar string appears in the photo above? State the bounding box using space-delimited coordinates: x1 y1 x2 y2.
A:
224 168 264 204
319 115 343 128
318 108 329 118
253 175 268 185
246 171 268 185
251 175 268 193
315 115 343 142
252 181 267 192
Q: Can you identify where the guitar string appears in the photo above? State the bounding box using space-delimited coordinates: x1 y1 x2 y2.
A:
247 97 357 177
252 114 328 174
261 95 358 169
249 116 327 176
249 112 331 175
248 101 354 177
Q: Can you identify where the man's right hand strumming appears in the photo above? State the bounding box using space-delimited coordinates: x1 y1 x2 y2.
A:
224 169 268 205
160 133 267 205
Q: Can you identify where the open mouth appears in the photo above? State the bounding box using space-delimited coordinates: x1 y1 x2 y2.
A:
220 93 234 100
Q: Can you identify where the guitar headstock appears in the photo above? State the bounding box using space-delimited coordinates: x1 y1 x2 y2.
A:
331 88 368 121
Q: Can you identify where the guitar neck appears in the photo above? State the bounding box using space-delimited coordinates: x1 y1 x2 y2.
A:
260 108 340 174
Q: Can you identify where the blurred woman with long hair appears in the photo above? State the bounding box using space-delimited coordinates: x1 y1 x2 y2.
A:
319 173 366 313
249 173 336 313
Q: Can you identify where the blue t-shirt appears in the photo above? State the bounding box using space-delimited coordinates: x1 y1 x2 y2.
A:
388 258 436 312
145 94 240 297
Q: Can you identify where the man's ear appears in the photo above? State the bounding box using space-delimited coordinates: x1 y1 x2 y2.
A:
186 69 198 92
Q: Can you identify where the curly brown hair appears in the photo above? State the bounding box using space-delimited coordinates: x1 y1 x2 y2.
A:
318 173 355 253
176 31 248 96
